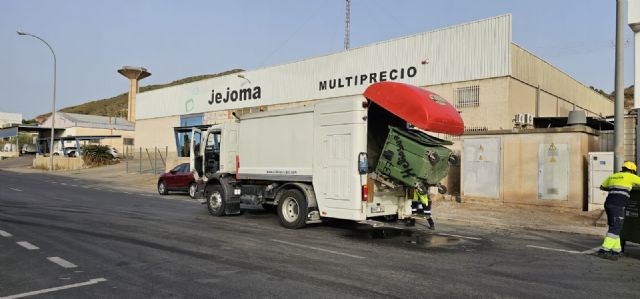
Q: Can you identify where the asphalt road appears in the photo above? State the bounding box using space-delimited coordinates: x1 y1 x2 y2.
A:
1 170 639 298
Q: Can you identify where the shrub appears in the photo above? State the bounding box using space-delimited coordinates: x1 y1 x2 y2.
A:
82 145 118 167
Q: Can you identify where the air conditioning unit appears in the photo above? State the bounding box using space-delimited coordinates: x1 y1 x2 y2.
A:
513 114 524 125
524 113 534 126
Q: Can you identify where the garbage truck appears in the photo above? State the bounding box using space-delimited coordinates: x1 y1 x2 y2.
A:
190 81 464 228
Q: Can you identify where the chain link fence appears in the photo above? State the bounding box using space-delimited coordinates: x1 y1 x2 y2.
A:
123 146 168 174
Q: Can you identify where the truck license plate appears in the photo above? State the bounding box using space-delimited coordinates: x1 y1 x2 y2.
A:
371 206 385 213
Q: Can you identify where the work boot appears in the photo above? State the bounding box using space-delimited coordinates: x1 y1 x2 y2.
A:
427 218 435 230
596 249 609 258
606 252 622 261
404 218 416 227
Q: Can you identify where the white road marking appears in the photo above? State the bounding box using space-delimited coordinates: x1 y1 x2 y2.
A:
82 186 90 189
16 241 39 250
60 183 67 186
8 188 22 192
71 184 78 187
437 233 482 241
0 278 107 299
526 245 582 254
0 230 13 237
47 257 78 268
271 239 365 259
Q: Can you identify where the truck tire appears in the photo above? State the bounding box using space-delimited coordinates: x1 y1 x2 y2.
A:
277 189 307 229
206 185 226 216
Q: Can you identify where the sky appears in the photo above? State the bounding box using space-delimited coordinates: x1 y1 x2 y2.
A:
0 0 636 119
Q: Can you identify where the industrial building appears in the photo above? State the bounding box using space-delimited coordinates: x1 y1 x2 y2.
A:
134 14 611 151
131 14 615 211
0 112 22 128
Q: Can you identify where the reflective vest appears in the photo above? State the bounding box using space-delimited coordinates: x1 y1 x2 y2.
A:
600 171 640 206
413 190 429 205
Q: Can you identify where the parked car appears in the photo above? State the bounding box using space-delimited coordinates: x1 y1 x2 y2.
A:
108 146 119 159
54 146 79 157
157 163 197 198
21 144 37 155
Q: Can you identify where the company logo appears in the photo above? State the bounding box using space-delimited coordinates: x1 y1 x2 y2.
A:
319 66 417 91
209 86 262 105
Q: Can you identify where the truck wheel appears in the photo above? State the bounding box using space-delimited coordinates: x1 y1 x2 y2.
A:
206 185 226 216
277 189 308 229
158 181 168 195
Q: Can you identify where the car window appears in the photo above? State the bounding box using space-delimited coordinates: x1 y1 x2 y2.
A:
172 165 183 172
179 163 189 173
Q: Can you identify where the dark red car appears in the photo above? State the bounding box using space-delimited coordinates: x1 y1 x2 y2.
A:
157 163 197 198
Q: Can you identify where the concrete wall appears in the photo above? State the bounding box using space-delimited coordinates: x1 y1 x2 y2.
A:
426 77 511 130
511 44 613 117
135 116 180 154
461 127 600 210
33 155 85 170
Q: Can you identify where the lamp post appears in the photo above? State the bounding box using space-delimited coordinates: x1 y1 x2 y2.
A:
17 30 56 171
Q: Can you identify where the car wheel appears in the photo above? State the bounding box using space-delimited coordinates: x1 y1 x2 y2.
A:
206 185 226 216
277 189 307 229
158 180 168 195
188 182 197 199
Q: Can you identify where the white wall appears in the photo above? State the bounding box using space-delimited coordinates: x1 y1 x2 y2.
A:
137 14 512 120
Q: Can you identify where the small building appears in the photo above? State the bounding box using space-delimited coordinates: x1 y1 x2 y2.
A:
41 112 134 151
0 112 22 128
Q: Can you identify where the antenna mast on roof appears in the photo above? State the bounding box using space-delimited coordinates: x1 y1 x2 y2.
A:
344 0 351 50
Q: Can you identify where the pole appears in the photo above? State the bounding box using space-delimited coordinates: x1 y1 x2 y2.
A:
614 0 625 171
17 31 56 171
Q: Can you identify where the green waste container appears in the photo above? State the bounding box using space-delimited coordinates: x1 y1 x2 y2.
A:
621 188 640 252
375 126 454 192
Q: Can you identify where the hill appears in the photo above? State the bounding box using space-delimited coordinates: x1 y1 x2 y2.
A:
590 85 635 111
31 69 243 123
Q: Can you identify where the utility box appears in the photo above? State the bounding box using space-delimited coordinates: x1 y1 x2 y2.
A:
375 126 453 191
588 152 613 210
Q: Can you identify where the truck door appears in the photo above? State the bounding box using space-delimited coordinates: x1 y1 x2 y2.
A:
189 128 204 177
203 129 221 177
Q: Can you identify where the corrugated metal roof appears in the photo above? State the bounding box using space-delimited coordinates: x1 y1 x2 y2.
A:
58 112 134 130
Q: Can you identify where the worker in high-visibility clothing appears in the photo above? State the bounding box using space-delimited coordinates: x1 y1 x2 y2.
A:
412 189 435 229
597 161 640 260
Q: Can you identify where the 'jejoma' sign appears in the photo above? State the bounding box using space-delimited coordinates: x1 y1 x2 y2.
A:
209 86 262 105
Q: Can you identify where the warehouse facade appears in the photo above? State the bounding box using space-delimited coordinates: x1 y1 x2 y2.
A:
134 14 612 158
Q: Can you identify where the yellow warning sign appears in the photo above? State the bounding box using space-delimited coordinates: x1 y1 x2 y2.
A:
549 157 556 163
548 143 557 151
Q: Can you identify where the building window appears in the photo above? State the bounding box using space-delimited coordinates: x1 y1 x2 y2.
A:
454 85 480 108
123 138 134 146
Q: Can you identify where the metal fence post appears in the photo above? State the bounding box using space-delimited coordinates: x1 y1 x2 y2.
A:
154 146 157 175
139 147 142 174
125 146 128 173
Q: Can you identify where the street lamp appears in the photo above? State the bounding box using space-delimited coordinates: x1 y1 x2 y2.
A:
17 30 57 171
